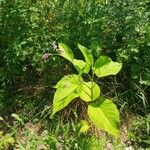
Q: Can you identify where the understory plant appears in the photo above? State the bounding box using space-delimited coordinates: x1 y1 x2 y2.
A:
51 43 122 137
129 114 150 148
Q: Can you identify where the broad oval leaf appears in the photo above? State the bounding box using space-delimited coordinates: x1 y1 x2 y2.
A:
52 86 79 116
52 75 82 116
88 97 120 137
73 59 90 74
55 74 82 89
78 44 94 66
80 82 100 102
59 43 74 62
94 56 122 78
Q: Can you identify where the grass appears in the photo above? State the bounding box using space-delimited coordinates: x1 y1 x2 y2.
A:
0 111 136 150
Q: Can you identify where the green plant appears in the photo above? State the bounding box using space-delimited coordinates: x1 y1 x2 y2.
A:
0 131 14 150
15 127 48 150
1 0 149 122
0 116 15 149
129 114 150 148
45 119 107 150
51 43 122 137
1 114 49 150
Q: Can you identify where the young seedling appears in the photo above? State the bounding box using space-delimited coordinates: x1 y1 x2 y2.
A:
51 43 122 137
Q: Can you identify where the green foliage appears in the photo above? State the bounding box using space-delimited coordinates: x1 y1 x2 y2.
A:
15 128 48 150
78 120 89 133
80 81 100 102
0 0 149 148
52 43 122 137
73 59 90 74
88 97 120 137
1 0 149 119
52 74 82 115
78 44 94 66
45 120 107 150
59 43 74 62
129 114 150 148
11 113 24 125
0 131 14 149
94 56 122 78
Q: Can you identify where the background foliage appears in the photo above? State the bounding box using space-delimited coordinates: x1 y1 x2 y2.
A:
0 0 150 149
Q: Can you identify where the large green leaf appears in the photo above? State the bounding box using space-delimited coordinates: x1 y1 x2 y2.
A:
88 97 120 137
73 59 90 74
80 81 100 102
94 56 122 78
52 75 82 116
78 44 94 66
55 74 81 89
58 44 90 74
58 43 74 62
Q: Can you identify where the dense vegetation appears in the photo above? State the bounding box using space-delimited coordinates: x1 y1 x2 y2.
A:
0 0 150 149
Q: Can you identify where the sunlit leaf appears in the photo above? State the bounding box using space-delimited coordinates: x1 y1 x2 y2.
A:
73 59 90 73
78 120 89 133
94 56 122 78
55 74 81 89
88 97 120 137
80 81 100 102
78 44 94 66
58 43 74 62
52 75 82 116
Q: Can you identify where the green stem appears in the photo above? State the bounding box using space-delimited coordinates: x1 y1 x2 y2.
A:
91 69 95 101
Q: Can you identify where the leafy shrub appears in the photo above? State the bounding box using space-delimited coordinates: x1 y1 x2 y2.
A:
51 43 122 137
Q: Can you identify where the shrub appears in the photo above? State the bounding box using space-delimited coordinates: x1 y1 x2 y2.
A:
51 43 122 137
